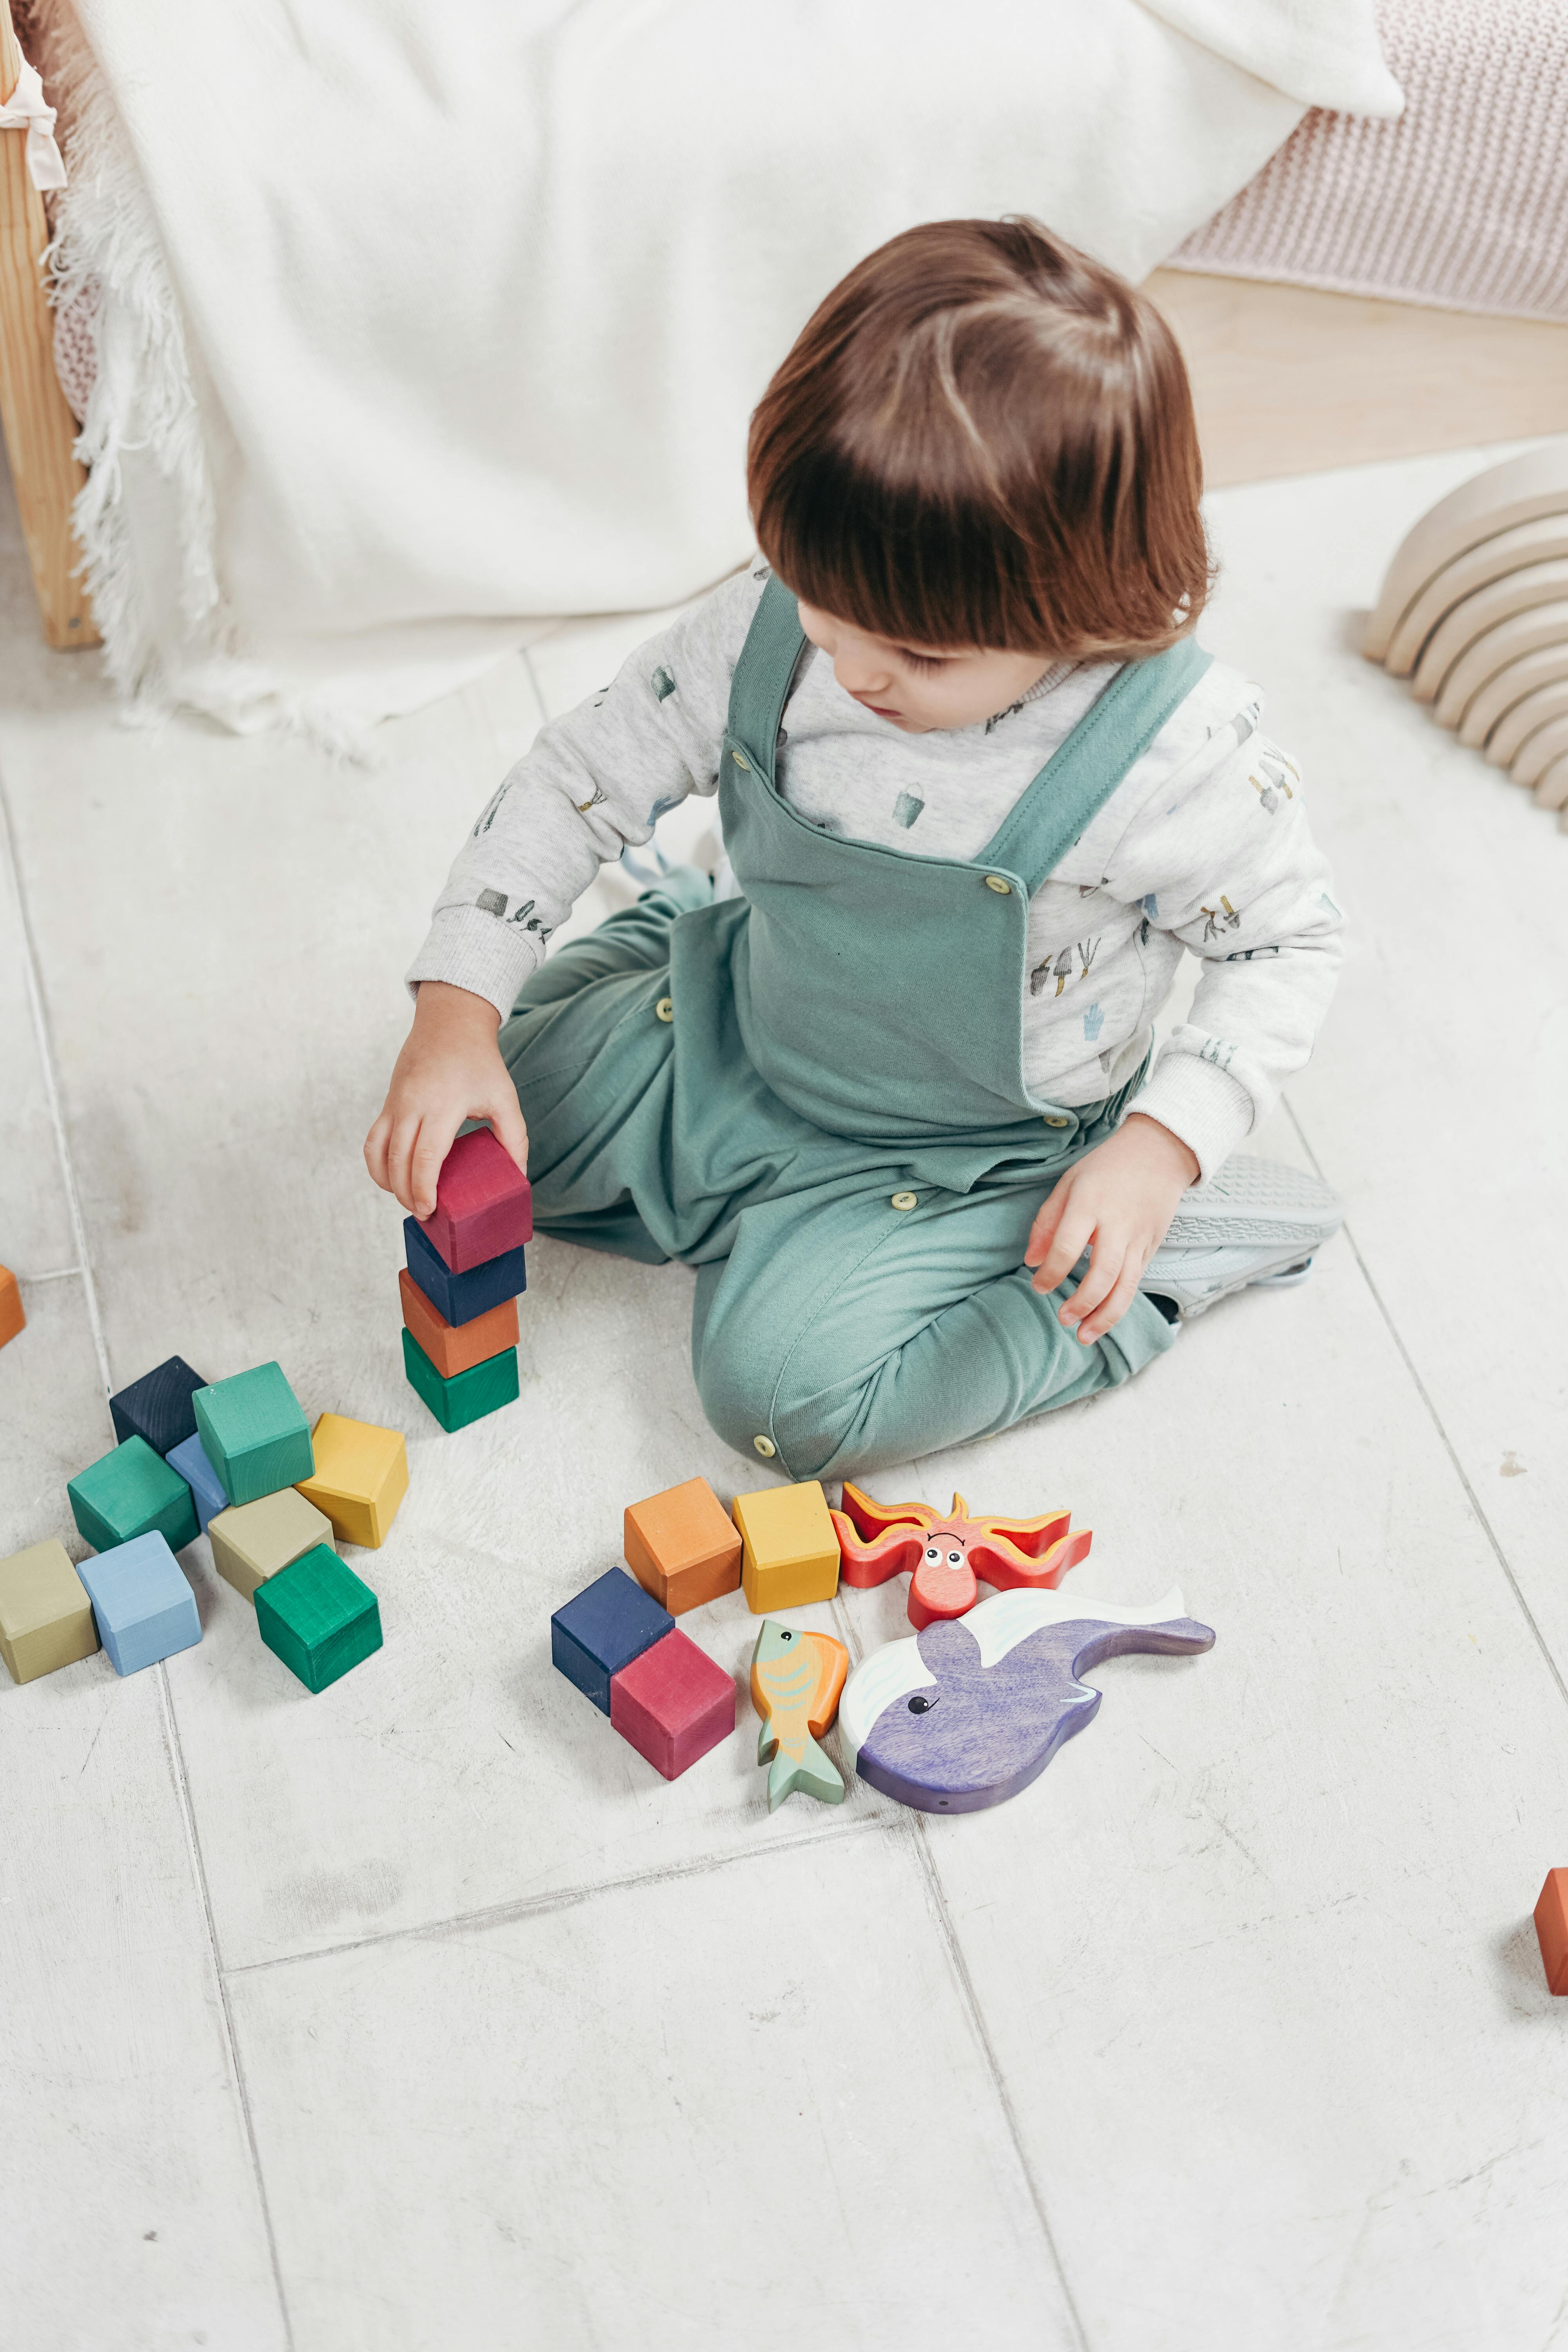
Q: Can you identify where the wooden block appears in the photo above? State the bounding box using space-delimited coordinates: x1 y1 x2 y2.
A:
296 1413 408 1547
610 1628 737 1779
109 1353 210 1456
0 1262 23 1348
623 1477 742 1614
192 1361 314 1506
401 1328 519 1432
550 1566 672 1714
209 1490 335 1604
163 1433 229 1534
732 1481 840 1614
840 1587 1215 1815
398 1268 518 1381
254 1544 382 1693
75 1533 201 1677
415 1126 533 1273
68 1436 200 1555
750 1619 848 1809
0 1537 99 1683
1534 1869 1568 1996
404 1218 527 1328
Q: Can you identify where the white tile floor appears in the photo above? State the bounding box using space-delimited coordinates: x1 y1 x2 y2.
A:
4 437 1568 2352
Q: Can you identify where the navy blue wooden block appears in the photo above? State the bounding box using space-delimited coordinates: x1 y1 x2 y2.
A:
403 1218 526 1328
551 1567 673 1715
109 1354 210 1456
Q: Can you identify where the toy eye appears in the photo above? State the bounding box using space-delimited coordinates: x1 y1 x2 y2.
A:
780 1630 793 1641
907 1693 936 1714
925 1546 939 1561
947 1550 962 1566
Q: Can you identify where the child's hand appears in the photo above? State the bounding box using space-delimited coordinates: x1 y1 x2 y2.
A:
364 982 528 1221
1024 1113 1200 1344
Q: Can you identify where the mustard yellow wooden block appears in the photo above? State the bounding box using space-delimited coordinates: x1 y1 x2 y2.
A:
732 1481 841 1614
0 1537 100 1683
209 1489 334 1604
295 1414 409 1548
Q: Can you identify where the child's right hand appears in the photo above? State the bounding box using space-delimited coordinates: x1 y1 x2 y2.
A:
364 982 529 1222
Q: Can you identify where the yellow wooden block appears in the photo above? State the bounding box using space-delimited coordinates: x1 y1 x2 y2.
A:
295 1414 408 1548
732 1481 840 1614
0 1537 99 1682
210 1489 334 1604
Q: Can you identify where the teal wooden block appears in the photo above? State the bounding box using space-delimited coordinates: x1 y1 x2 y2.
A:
193 1361 314 1505
254 1544 382 1693
68 1436 200 1555
401 1327 519 1432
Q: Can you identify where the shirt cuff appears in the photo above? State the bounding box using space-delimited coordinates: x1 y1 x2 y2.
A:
1124 1051 1255 1184
404 904 544 1019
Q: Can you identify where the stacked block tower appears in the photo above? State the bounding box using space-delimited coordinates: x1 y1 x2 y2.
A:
399 1129 530 1432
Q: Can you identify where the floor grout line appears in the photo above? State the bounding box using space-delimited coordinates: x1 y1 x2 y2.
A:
2 767 296 2350
14 1265 83 1285
1285 1102 1568 1713
909 1817 1092 2352
221 1805 899 1979
0 776 113 1397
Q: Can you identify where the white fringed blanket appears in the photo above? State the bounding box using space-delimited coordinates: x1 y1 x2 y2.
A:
33 0 1397 741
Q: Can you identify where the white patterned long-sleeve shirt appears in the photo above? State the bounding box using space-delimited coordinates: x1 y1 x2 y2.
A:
408 563 1344 1180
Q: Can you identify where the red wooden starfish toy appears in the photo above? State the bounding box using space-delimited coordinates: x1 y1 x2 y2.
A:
829 1484 1092 1631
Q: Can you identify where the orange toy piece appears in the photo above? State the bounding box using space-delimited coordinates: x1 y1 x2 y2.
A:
398 1267 518 1381
0 1265 24 1349
830 1481 1091 1632
624 1477 742 1614
1535 1869 1568 1994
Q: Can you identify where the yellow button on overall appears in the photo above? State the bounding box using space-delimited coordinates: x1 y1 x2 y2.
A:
890 1191 918 1211
655 997 674 1022
732 750 750 770
753 1434 777 1458
1044 1114 1071 1129
984 874 1012 894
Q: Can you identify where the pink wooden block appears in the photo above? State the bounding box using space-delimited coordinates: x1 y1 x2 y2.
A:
610 1629 737 1781
416 1128 533 1273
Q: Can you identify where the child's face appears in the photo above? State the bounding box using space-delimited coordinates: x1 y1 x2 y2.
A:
797 602 1053 733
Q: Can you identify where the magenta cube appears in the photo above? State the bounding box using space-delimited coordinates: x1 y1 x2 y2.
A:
416 1128 533 1274
610 1629 737 1781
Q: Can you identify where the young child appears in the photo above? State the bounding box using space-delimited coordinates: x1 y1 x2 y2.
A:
366 218 1344 1480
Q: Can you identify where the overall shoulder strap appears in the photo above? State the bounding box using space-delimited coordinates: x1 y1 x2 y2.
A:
979 637 1214 892
726 574 808 778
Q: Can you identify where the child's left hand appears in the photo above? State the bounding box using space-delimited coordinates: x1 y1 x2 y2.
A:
1024 1113 1201 1343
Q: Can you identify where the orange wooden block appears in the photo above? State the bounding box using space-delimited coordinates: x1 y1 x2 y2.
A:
1534 1868 1568 1995
0 1265 23 1349
398 1267 518 1380
624 1477 742 1615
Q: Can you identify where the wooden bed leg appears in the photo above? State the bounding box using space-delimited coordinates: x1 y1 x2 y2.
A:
0 6 98 649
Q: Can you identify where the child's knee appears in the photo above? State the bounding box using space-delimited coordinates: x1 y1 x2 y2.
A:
693 1314 858 1485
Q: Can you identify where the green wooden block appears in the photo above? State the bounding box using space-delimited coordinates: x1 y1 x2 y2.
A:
254 1543 382 1693
193 1361 314 1505
67 1436 200 1554
401 1327 519 1432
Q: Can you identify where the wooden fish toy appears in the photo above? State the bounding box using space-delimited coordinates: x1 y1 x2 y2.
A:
750 1620 850 1810
830 1481 1092 1630
838 1586 1215 1815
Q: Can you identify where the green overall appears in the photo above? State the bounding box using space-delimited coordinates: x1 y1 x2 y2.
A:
499 579 1211 1481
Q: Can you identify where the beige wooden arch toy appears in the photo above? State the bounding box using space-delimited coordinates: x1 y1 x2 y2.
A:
1365 445 1568 827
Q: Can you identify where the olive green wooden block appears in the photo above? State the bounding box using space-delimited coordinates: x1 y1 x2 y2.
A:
209 1489 335 1604
401 1327 519 1432
67 1436 200 1555
0 1538 100 1683
254 1544 382 1693
192 1361 314 1506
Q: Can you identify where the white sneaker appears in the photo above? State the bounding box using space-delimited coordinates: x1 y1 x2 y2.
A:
1139 1157 1343 1322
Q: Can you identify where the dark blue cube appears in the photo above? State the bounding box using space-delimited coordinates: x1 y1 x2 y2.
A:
551 1567 673 1715
403 1219 527 1328
109 1354 211 1456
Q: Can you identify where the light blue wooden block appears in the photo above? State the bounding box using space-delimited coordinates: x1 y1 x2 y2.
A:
76 1533 201 1676
165 1432 229 1534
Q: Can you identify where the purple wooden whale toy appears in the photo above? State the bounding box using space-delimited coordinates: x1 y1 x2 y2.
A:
839 1586 1215 1814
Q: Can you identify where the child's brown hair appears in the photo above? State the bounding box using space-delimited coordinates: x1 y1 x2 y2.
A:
747 217 1212 661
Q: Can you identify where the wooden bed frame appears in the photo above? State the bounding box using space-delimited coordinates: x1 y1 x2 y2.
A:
0 2 96 646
